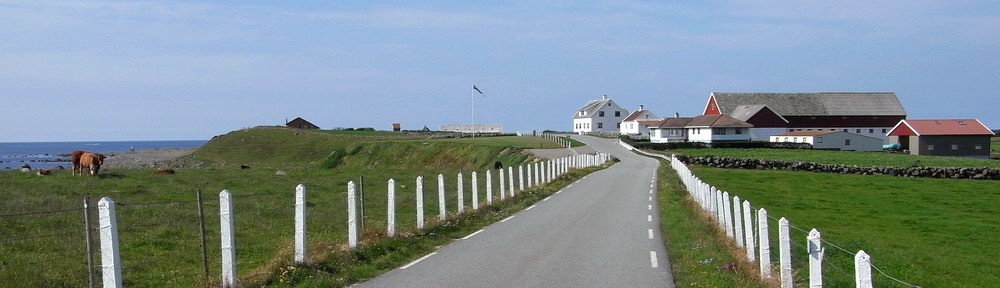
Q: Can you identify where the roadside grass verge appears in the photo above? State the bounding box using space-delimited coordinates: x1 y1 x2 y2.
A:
254 163 614 287
655 159 769 288
670 148 999 168
560 136 586 147
690 167 999 287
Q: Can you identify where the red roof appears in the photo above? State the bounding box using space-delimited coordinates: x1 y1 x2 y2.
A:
887 119 994 136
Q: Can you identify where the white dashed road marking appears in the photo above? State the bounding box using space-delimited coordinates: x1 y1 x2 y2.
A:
401 252 437 270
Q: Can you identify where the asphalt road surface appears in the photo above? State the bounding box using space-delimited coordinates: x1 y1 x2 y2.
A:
356 136 674 288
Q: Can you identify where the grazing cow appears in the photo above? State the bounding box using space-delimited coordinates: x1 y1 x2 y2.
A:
36 170 52 176
79 152 106 177
240 164 251 169
153 169 176 175
70 150 85 176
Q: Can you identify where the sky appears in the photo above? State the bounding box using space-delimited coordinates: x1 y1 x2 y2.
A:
1 0 998 142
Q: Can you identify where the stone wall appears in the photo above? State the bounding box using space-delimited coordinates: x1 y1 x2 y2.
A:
674 155 1000 180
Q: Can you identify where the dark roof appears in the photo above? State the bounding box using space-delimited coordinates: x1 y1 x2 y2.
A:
686 114 753 128
573 98 623 119
623 109 659 122
654 117 694 128
730 105 789 123
286 117 319 129
710 92 906 116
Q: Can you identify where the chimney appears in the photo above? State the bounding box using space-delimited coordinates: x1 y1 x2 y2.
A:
639 105 644 110
602 94 608 100
675 112 680 118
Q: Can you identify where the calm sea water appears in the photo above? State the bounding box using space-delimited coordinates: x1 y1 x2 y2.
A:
0 140 207 170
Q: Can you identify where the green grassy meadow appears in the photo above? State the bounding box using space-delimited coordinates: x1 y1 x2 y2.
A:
689 167 999 287
671 148 1000 168
0 128 570 287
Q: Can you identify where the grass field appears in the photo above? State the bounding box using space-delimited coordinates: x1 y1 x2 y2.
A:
0 128 571 287
671 148 1000 168
688 167 999 287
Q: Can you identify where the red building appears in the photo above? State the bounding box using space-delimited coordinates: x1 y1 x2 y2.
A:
887 119 994 159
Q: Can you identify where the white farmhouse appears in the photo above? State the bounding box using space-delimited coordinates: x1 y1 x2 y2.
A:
620 105 660 139
685 114 754 144
572 95 629 134
770 131 882 151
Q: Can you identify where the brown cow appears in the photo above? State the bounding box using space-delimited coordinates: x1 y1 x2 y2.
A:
79 152 106 177
70 150 86 176
153 169 175 175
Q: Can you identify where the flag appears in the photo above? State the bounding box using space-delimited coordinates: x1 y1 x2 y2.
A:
473 85 484 95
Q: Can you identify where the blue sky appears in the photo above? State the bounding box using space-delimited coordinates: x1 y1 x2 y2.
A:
2 0 997 141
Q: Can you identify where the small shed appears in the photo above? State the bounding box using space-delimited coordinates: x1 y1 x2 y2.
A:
392 123 401 132
771 131 882 151
887 119 994 158
286 117 320 129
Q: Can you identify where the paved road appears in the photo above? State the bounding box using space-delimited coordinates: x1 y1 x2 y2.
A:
356 136 674 288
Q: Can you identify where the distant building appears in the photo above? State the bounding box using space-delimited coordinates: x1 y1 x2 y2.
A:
620 105 661 140
392 123 401 132
286 117 319 129
887 119 995 159
770 131 883 152
684 114 753 144
441 124 502 134
704 92 907 143
573 95 629 134
649 115 694 143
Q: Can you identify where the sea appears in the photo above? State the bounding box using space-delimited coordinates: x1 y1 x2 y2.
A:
0 140 207 170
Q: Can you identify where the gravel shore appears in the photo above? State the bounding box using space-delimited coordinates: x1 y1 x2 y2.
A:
104 148 198 169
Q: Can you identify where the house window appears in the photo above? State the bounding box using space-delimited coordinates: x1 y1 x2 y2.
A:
927 144 934 151
735 128 743 135
615 111 621 117
869 129 875 134
713 128 726 135
856 129 861 133
816 137 823 143
617 123 621 129
976 144 983 150
598 123 603 129
843 129 848 132
882 129 887 133
789 129 794 132
845 139 851 146
807 129 813 131
579 111 585 116
599 111 605 117
951 144 959 151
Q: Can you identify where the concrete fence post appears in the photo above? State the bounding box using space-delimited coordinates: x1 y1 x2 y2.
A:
779 217 792 288
723 191 734 239
347 182 358 248
855 250 873 288
486 170 493 205
388 179 396 237
294 184 307 264
758 208 772 279
508 167 514 197
219 190 237 287
416 176 424 229
437 174 446 221
499 168 506 200
518 165 525 192
97 197 123 288
733 195 744 247
472 171 479 210
457 173 464 214
808 229 823 288
743 200 756 263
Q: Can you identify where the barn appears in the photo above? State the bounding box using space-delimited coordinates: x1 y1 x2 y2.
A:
887 119 994 159
286 117 320 129
704 92 906 143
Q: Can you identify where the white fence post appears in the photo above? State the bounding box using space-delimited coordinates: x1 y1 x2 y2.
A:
416 176 424 229
98 197 123 288
294 184 307 265
733 195 744 247
535 163 540 184
437 174 446 221
779 217 792 288
388 179 396 237
743 200 755 263
855 250 873 288
808 229 823 288
508 167 515 197
758 208 772 279
457 173 464 214
472 171 479 210
347 182 358 248
526 164 533 187
518 165 525 192
220 190 237 287
499 168 506 200
486 170 493 205
723 191 734 239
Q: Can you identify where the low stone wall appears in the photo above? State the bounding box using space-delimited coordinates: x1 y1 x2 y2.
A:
674 155 1000 180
